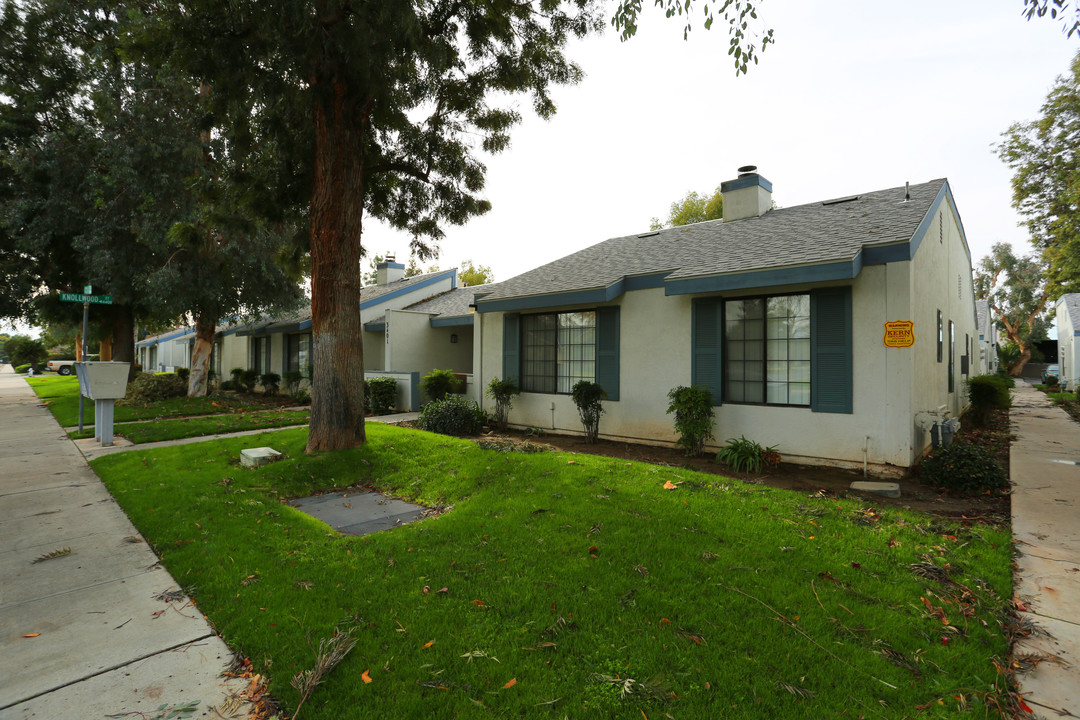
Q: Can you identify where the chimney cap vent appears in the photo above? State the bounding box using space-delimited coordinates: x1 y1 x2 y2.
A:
737 164 758 177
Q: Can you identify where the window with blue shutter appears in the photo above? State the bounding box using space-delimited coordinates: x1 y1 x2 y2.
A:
692 298 724 405
810 287 852 413
595 307 620 401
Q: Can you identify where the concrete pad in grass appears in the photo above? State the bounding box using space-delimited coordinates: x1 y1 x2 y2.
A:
0 636 246 720
0 569 216 707
289 489 427 536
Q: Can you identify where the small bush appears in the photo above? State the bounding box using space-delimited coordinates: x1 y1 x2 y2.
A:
220 380 235 391
666 386 715 456
283 370 303 396
292 387 311 405
15 363 31 374
230 367 245 388
966 374 1011 426
120 372 186 405
368 377 399 415
240 369 259 393
486 377 519 432
175 367 190 384
416 395 485 437
422 368 462 403
260 372 281 395
716 436 779 474
919 440 1009 495
994 369 1016 388
571 380 606 444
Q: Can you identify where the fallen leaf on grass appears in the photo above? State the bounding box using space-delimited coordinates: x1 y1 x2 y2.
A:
503 678 517 689
662 481 677 490
436 587 449 594
22 633 40 638
422 640 435 649
472 599 485 607
361 669 372 684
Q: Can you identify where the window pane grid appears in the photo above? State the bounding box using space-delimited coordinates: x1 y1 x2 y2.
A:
521 311 596 394
725 294 810 407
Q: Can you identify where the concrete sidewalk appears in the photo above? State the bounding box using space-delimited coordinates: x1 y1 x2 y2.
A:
1010 380 1080 718
0 368 245 719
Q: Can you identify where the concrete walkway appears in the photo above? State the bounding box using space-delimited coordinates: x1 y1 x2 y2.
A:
1010 380 1080 718
0 368 246 719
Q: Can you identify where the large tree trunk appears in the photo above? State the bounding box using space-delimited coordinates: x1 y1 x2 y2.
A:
305 77 368 453
108 306 137 381
188 312 216 397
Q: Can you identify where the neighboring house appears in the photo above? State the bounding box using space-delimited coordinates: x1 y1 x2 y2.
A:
975 299 999 375
136 327 192 372
472 172 979 474
218 262 462 407
1057 294 1080 392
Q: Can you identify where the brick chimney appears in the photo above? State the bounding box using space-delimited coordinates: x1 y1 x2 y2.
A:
376 254 405 284
721 165 772 222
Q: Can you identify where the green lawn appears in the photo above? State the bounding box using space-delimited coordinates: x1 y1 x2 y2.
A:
68 409 310 444
27 376 296 427
91 424 1015 719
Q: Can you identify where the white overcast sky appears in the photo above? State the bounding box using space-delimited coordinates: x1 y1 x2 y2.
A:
366 0 1079 286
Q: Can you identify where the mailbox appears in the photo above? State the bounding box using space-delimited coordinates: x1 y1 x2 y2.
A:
75 362 130 400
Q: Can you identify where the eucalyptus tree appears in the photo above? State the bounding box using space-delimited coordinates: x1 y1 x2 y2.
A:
974 242 1051 376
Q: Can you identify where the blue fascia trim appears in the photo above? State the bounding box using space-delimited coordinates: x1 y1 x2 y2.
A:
360 269 455 310
430 315 474 328
862 242 910 265
299 319 312 331
623 271 672 291
908 181 972 265
665 259 858 295
364 323 386 332
138 327 191 347
475 283 622 313
720 173 773 193
1074 330 1080 337
377 261 405 270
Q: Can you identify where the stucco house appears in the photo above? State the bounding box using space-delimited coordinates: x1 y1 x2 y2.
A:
471 172 979 474
136 326 192 372
1057 294 1080 391
975 299 999 376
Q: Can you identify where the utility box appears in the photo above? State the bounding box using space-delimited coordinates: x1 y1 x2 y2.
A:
75 361 131 400
75 362 130 446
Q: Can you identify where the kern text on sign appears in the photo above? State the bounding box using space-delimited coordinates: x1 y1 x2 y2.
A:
882 321 915 348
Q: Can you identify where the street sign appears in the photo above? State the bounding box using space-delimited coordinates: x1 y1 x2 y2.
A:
60 292 113 305
83 285 93 294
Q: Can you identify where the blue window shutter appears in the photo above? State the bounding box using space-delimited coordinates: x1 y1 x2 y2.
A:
595 307 620 401
692 298 723 406
502 314 520 384
811 287 853 413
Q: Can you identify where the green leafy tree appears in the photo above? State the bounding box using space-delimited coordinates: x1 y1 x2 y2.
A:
997 49 1080 299
974 243 1051 376
649 186 723 230
1022 0 1080 38
458 260 493 287
4 335 48 367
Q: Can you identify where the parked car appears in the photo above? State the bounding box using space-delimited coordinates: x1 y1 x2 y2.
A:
1042 364 1060 385
47 359 75 376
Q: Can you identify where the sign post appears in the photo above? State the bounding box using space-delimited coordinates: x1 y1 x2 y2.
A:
60 287 114 432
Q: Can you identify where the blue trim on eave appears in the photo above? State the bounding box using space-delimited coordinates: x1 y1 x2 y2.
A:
720 174 773 193
665 258 858 295
908 181 972 265
360 269 456 310
430 315 474 328
475 282 622 313
1075 330 1080 337
623 271 672 291
377 261 405 270
862 242 909 265
364 323 386 332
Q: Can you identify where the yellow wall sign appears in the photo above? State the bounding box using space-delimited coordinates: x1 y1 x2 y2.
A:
883 321 915 348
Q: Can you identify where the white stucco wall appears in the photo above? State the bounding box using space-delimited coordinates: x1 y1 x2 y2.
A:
1058 300 1079 392
220 334 250 376
385 309 472 378
907 199 978 459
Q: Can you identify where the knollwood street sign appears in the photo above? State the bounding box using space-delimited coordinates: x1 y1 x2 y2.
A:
60 293 113 305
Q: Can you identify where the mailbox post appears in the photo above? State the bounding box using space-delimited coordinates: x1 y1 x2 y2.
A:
74 362 130 446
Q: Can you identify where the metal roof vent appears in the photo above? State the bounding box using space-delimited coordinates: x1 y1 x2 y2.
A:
737 164 757 178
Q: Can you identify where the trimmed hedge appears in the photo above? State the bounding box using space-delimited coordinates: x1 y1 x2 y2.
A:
368 377 399 415
416 395 485 437
120 372 186 405
919 440 1009 495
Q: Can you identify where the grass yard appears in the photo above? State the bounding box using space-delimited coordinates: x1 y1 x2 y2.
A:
91 424 1016 719
67 409 310 444
27 375 296 427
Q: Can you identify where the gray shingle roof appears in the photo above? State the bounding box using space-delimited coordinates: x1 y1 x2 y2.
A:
1061 293 1080 332
476 179 948 303
405 285 490 317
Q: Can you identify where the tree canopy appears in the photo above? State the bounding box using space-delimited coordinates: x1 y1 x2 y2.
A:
1022 0 1080 38
458 260 494 287
997 49 1080 300
974 242 1051 376
649 186 723 230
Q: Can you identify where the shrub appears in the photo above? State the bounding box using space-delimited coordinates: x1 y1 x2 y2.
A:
422 368 463 403
416 395 485 437
368 377 399 415
486 377 519 432
966 374 1011 426
120 372 186 405
260 372 281 395
283 370 303 396
292 387 311 405
14 363 31 374
994 368 1016 387
220 380 235 391
666 386 715 456
571 380 606 444
716 436 780 474
230 367 245 388
175 367 190 384
919 440 1009 495
241 369 259 393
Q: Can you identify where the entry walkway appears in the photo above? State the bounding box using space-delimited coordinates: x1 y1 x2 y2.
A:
1010 380 1080 718
0 368 245 719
